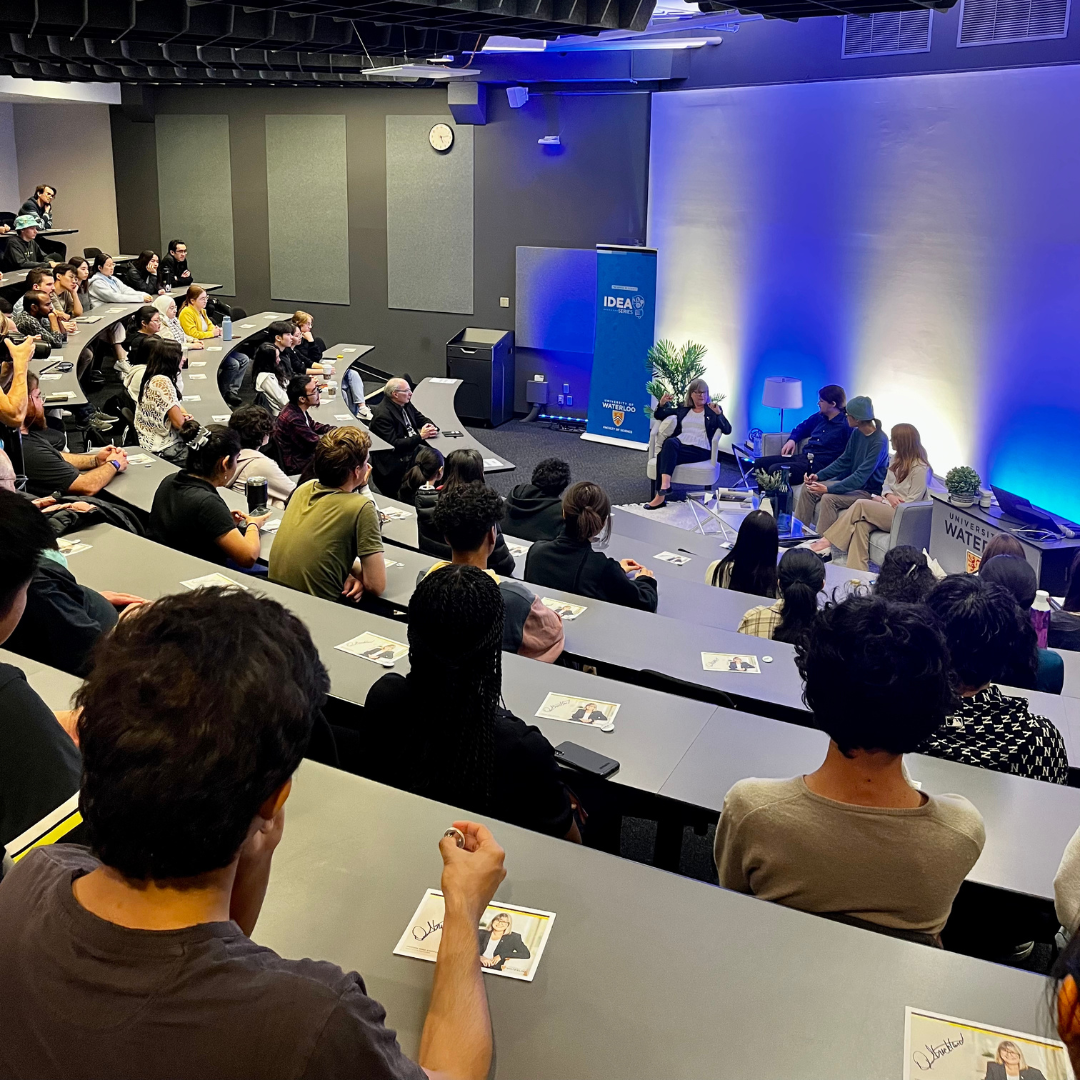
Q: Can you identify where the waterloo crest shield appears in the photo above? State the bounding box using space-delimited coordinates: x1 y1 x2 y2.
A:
612 410 625 427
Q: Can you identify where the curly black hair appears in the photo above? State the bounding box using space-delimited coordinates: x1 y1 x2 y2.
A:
433 481 505 552
872 546 936 605
797 595 955 756
531 457 571 497
228 404 274 450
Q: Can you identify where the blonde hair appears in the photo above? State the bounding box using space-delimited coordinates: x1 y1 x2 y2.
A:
889 423 929 484
995 1041 1027 1069
292 310 313 328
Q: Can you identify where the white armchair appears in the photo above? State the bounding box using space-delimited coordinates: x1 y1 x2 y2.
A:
647 415 725 494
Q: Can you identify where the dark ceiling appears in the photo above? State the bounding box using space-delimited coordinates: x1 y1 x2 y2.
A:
0 0 955 88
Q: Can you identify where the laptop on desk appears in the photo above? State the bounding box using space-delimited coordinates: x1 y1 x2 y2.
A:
990 486 1077 538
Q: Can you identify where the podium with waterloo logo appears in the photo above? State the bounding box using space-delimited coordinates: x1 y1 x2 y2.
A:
582 244 657 451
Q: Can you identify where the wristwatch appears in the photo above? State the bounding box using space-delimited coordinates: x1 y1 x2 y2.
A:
108 459 121 472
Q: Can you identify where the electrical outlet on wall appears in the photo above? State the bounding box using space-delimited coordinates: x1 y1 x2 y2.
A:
557 394 565 405
499 297 510 308
566 395 573 406
562 383 570 395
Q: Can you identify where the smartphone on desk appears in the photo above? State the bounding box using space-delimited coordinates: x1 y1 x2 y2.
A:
440 429 465 438
554 741 620 779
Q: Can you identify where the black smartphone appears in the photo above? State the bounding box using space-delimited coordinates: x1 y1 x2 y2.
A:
554 741 620 779
441 429 465 438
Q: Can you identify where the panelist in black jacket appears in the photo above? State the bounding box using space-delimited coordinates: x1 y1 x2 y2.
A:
525 481 658 612
368 378 438 497
644 378 731 509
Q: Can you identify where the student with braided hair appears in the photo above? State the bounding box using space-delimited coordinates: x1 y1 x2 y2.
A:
364 564 581 842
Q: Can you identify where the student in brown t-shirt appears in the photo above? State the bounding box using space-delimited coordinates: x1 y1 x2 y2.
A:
714 595 985 939
0 587 507 1080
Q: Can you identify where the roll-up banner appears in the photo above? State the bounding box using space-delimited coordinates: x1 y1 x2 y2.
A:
582 244 657 451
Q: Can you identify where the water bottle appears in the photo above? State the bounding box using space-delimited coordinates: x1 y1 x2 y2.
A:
1032 589 1051 649
245 476 269 515
222 315 232 341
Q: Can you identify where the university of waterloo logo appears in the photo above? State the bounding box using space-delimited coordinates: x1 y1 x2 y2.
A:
612 410 624 427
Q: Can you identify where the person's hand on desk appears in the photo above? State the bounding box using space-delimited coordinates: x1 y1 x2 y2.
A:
141 294 153 303
439 820 506 924
212 325 223 338
188 339 204 350
633 567 655 579
95 444 124 466
619 558 645 575
38 500 96 514
420 423 439 440
781 439 797 456
340 572 365 603
100 592 149 619
232 510 269 530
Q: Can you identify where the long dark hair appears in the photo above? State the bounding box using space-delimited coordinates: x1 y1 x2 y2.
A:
91 252 113 276
712 510 778 598
773 548 825 644
442 448 484 489
185 424 241 480
406 565 501 812
137 338 184 404
252 343 287 387
398 446 444 505
562 481 611 545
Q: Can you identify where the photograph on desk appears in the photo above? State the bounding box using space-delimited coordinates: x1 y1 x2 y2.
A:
378 507 412 522
702 652 762 674
903 1008 1072 1080
180 572 250 592
541 598 587 621
395 889 556 982
535 692 620 732
335 631 408 668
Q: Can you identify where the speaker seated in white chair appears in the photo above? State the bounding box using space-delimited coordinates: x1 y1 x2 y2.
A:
644 379 731 509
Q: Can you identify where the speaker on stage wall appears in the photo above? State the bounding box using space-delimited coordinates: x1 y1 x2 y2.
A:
446 328 516 427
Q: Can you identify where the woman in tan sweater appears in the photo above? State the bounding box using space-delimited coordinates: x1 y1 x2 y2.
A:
808 423 930 571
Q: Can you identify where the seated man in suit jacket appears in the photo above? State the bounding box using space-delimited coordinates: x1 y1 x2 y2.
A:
367 378 438 497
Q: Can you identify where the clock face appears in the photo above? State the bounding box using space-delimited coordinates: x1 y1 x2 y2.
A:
429 123 454 152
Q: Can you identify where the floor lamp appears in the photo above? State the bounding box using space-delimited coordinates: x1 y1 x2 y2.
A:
762 377 803 435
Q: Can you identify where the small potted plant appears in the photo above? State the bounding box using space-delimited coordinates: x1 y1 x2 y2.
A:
945 466 981 508
755 468 793 528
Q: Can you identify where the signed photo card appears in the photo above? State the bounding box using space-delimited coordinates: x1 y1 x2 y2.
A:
701 652 762 674
540 598 587 621
394 890 556 982
903 1008 1072 1080
535 693 620 732
335 631 408 668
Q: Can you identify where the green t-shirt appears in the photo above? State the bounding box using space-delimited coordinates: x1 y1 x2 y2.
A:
269 481 384 601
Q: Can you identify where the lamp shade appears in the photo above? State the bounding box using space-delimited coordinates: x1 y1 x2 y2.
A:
762 377 803 411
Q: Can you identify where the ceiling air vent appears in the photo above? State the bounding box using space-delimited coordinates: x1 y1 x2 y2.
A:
843 11 932 57
957 0 1070 45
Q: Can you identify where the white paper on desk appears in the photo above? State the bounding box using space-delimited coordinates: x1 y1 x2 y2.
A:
180 573 249 592
335 631 407 667
395 890 555 983
902 1007 1071 1080
42 391 74 401
341 347 356 353
541 597 586 621
239 323 255 328
702 652 761 674
182 395 201 402
483 458 502 469
655 550 691 566
383 558 402 569
535 692 618 732
506 543 529 558
39 373 63 381
212 415 230 423
189 361 207 367
188 373 207 380
206 346 223 351
378 507 411 521
259 517 281 533
76 316 102 324
334 414 353 422
428 377 455 384
106 307 124 313
125 453 154 466
57 538 91 556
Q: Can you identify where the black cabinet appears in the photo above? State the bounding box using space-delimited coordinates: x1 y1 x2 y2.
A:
446 328 515 427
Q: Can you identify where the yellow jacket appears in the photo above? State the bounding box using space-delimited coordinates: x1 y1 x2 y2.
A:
178 304 217 340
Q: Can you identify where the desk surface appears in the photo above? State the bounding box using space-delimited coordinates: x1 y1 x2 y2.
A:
410 379 514 473
257 760 1051 1080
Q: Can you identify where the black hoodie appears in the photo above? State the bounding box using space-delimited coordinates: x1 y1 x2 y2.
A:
504 483 565 542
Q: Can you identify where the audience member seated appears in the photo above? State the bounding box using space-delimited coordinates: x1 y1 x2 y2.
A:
0 491 82 856
274 375 333 477
397 446 443 506
705 509 779 597
417 449 515 576
1 215 52 272
366 565 579 841
134 339 195 465
272 321 318 380
270 428 385 603
20 185 63 261
644 379 731 510
506 457 571 541
178 286 248 406
152 293 201 352
979 554 1063 694
754 384 852 485
794 395 889 531
87 252 152 308
12 269 68 329
14 290 65 348
52 263 84 326
19 371 128 497
1050 551 1080 653
872 546 937 604
4 509 144 678
714 595 985 941
525 481 657 612
118 250 164 296
427 483 563 662
920 574 1068 784
291 310 327 370
157 237 192 292
252 343 290 416
368 378 438 497
809 424 930 571
978 533 1025 566
227 406 295 509
69 255 130 374
0 585 503 1079
150 425 268 569
123 305 163 372
738 548 824 642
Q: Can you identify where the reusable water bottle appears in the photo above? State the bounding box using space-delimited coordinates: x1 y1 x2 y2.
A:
222 315 232 341
1032 590 1051 649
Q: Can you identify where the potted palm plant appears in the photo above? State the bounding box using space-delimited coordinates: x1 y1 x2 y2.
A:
945 466 982 508
645 340 715 416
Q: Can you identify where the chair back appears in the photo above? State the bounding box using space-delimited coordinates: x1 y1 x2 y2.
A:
83 246 102 261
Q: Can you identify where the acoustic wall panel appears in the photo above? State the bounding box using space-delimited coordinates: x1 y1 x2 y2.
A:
515 246 596 353
386 115 473 314
266 114 349 305
155 114 235 295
